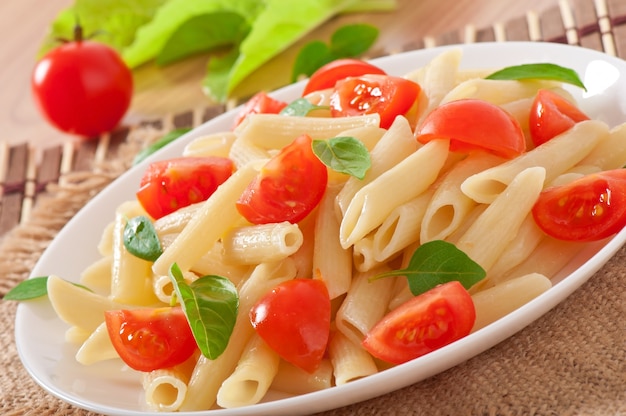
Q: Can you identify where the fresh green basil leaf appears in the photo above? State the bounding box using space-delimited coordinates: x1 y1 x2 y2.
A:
291 23 379 83
329 23 378 57
312 136 371 179
3 276 49 301
291 40 333 83
169 263 238 360
280 98 328 117
123 216 163 262
485 63 586 91
133 128 191 166
3 276 92 301
374 240 485 296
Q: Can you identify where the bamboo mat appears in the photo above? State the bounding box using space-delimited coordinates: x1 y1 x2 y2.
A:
1 0 625 415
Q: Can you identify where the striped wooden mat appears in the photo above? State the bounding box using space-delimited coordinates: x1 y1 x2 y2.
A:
2 0 626 237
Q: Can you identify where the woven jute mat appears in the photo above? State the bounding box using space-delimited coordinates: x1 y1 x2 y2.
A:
1 0 626 414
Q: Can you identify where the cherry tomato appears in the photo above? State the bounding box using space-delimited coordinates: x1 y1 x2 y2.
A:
232 91 288 129
330 74 421 129
532 169 626 242
416 99 525 159
137 156 234 220
236 134 327 224
104 307 197 372
302 58 386 96
31 26 133 138
249 279 331 373
529 89 590 147
362 281 475 365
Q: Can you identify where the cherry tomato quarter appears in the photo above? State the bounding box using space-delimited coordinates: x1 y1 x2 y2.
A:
104 307 197 372
416 99 525 159
232 91 288 129
532 169 626 242
136 156 234 220
330 74 421 129
302 58 387 96
529 89 590 147
236 134 328 224
249 278 331 373
362 281 475 365
31 29 133 138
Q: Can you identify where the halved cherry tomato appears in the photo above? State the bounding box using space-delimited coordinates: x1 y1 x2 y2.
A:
104 307 197 372
136 156 234 220
532 169 626 242
416 99 525 159
529 89 590 147
302 58 386 96
249 278 331 373
330 74 421 129
232 91 288 129
236 134 327 224
362 281 475 365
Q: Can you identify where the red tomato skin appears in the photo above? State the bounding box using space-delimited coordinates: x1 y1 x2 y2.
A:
529 89 590 147
31 40 133 138
362 281 475 365
232 91 288 129
137 156 234 220
532 169 626 242
236 134 328 224
416 99 525 159
330 74 421 129
105 307 197 372
250 279 331 373
302 58 387 96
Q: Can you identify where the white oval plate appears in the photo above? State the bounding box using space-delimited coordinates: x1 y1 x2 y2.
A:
15 42 626 415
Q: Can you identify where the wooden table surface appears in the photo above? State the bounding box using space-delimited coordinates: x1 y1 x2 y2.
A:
0 0 560 151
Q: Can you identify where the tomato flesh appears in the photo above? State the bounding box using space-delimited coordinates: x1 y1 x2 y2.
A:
532 169 626 241
362 281 475 365
233 91 288 129
105 307 197 372
236 134 328 224
31 40 133 138
250 279 331 373
302 58 386 96
529 89 589 147
417 99 525 159
330 74 421 129
136 156 234 220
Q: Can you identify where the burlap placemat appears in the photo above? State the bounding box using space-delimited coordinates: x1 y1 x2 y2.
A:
1 0 626 414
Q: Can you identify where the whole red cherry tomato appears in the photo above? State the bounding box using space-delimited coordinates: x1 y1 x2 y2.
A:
31 25 133 138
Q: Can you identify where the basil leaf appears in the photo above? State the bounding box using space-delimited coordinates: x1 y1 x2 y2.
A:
280 98 328 117
4 276 49 301
123 216 163 262
312 136 371 179
169 263 238 360
4 276 92 301
291 23 379 83
291 40 333 83
133 128 191 166
375 240 485 296
485 63 586 91
329 23 378 58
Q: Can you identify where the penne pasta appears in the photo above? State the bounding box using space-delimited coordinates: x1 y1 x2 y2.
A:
461 120 609 204
340 138 449 248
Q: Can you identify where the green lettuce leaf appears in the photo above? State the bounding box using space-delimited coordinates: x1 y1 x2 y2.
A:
204 0 359 101
38 0 167 57
156 11 250 66
122 0 262 68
